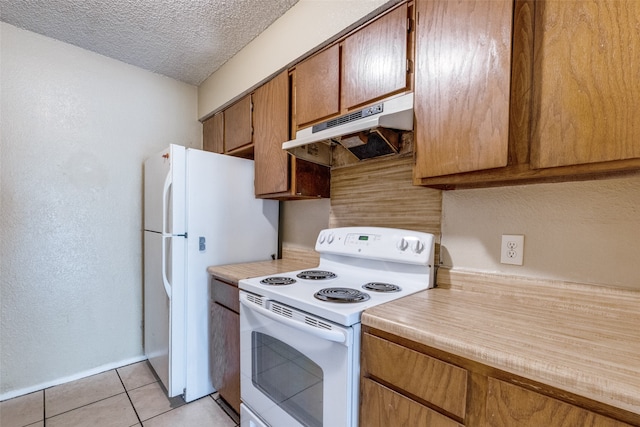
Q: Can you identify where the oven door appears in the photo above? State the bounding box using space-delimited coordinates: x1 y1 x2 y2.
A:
239 291 359 427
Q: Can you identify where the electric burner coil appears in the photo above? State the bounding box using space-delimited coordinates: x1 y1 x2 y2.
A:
362 282 402 293
260 277 296 286
314 287 370 303
296 270 337 280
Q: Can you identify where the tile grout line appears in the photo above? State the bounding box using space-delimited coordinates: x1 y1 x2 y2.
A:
43 391 132 424
42 389 46 427
115 368 144 426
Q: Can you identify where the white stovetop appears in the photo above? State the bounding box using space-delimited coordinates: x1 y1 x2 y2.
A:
239 227 436 326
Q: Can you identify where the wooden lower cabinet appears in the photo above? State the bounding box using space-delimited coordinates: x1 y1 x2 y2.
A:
362 333 467 420
486 378 632 427
360 378 463 427
360 329 639 427
210 277 240 413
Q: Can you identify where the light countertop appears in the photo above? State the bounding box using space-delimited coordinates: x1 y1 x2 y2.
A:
207 247 318 283
362 269 640 418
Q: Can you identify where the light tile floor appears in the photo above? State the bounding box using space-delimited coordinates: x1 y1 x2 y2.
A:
0 361 240 427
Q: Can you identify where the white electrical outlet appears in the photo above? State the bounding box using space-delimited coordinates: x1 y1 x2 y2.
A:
500 234 524 265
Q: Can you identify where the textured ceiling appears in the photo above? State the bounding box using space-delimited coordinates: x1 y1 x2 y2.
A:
0 0 299 85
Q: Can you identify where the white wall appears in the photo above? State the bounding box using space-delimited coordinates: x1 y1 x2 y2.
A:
0 23 201 398
198 0 394 118
440 175 640 289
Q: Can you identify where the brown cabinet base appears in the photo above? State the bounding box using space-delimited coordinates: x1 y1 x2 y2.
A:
210 277 240 413
361 326 640 427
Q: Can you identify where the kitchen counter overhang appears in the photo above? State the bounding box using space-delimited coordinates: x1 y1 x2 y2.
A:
361 269 640 421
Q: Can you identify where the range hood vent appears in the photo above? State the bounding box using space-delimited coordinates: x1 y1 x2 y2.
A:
283 93 414 166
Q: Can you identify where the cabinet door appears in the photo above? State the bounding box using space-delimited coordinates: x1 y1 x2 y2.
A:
342 3 409 110
210 302 240 413
203 112 224 153
253 71 290 196
360 378 463 427
486 378 632 427
531 0 640 169
294 44 340 128
224 95 252 153
362 333 468 420
413 0 513 178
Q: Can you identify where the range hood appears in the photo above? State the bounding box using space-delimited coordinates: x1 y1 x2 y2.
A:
283 92 414 166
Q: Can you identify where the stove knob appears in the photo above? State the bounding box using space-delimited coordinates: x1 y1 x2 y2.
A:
396 238 408 251
318 233 326 244
327 233 335 244
411 240 425 254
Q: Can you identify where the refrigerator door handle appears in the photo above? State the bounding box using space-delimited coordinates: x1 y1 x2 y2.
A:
161 236 172 298
162 169 172 235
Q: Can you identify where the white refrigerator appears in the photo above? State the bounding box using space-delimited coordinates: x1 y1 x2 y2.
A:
143 144 279 402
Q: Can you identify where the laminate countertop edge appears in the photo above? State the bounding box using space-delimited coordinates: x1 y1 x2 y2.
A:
361 269 640 418
207 255 319 284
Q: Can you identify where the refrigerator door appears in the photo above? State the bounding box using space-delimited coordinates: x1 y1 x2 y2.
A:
144 145 186 235
182 149 279 402
143 143 188 398
144 231 186 398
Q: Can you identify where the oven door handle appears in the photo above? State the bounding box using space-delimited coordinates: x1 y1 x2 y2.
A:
240 298 347 343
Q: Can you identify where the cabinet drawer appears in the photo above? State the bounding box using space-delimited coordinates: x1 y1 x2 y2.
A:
211 277 239 313
362 333 468 419
486 378 633 427
360 378 463 427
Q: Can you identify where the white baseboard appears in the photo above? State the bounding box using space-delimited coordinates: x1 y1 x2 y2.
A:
0 354 147 402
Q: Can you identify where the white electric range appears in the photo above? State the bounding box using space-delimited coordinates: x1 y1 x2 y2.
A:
238 226 436 427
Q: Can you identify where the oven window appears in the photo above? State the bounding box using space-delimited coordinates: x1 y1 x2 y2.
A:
252 332 323 427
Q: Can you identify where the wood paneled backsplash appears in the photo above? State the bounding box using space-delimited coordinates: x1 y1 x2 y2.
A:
329 153 442 256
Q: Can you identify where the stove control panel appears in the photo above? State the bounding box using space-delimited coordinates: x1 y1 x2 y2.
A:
316 227 435 265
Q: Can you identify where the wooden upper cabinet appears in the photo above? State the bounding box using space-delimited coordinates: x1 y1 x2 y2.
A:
253 71 290 196
413 0 514 179
254 71 331 199
342 3 410 110
295 44 340 128
294 2 411 129
224 94 253 153
202 112 224 154
531 0 640 169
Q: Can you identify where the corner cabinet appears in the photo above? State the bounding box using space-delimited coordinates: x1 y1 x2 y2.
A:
413 0 640 189
294 2 412 129
361 328 639 427
253 71 330 199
